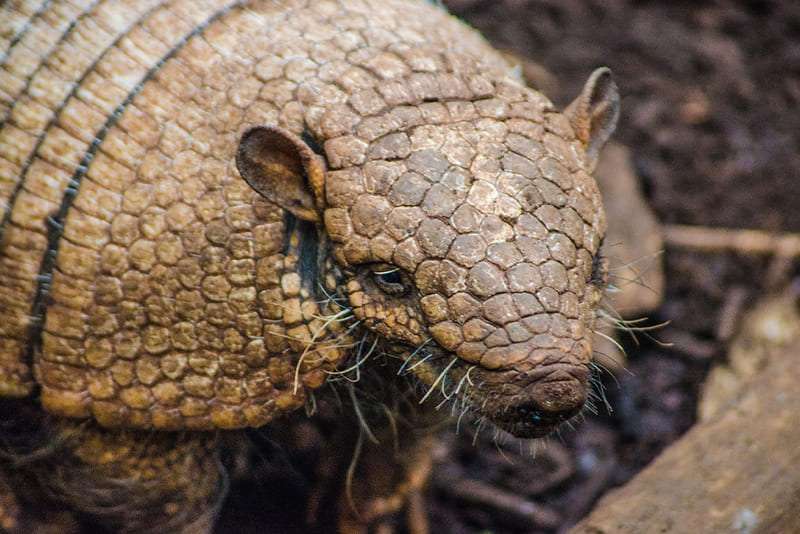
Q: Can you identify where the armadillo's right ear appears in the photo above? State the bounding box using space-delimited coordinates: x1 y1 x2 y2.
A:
565 68 620 172
236 126 325 222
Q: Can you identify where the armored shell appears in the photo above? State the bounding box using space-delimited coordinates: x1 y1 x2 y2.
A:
0 0 614 437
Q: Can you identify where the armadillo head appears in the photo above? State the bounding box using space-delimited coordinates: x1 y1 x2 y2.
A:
237 69 619 438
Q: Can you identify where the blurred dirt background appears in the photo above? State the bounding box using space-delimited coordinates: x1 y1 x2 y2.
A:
214 1 800 532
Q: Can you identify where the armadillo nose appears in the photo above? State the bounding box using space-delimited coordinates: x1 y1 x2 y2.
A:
527 373 588 423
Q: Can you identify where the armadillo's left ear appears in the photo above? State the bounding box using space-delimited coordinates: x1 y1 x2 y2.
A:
565 68 620 172
236 126 325 222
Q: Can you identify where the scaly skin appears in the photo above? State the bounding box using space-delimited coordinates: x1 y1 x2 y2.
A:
0 0 618 530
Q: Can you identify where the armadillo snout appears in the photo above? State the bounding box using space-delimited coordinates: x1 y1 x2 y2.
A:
469 360 591 438
526 370 588 420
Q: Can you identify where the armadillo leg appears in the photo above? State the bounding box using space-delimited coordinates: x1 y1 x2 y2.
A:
335 432 434 534
1 402 225 533
303 379 438 534
50 421 224 533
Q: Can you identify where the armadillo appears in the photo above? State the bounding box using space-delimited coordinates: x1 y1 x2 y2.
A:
0 0 618 531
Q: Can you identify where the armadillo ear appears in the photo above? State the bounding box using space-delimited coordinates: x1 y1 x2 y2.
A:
236 126 325 222
565 68 620 172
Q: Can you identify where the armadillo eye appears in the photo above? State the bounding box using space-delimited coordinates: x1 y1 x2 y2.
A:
372 267 410 296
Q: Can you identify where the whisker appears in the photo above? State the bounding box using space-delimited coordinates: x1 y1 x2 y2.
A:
345 428 365 517
592 329 628 360
291 302 362 394
606 249 664 272
597 309 671 333
398 338 432 375
453 366 476 397
419 357 458 405
316 281 349 305
595 378 613 413
472 416 487 446
592 349 632 376
608 273 661 295
456 404 470 434
381 404 400 455
347 383 379 445
325 335 378 381
405 352 433 373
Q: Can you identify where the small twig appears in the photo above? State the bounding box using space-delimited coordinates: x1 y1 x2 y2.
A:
663 224 800 257
716 286 748 342
432 468 561 529
661 328 718 360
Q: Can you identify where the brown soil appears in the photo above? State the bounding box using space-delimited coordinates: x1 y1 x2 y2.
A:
220 1 800 532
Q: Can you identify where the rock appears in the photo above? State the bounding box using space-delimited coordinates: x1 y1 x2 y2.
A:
573 327 800 534
699 282 800 421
